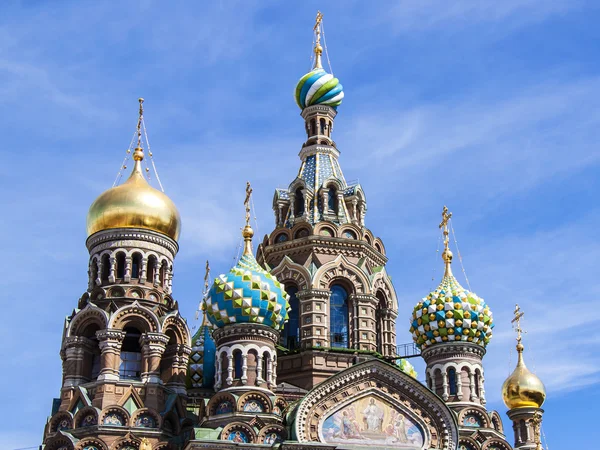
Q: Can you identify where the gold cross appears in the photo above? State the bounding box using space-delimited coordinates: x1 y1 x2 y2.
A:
244 181 253 226
439 205 452 251
203 260 210 294
136 97 144 147
512 303 525 344
314 11 323 31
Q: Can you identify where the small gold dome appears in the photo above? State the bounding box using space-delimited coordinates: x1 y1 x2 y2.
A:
86 151 181 241
502 344 546 409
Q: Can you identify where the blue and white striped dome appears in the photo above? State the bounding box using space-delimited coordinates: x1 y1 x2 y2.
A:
295 68 344 110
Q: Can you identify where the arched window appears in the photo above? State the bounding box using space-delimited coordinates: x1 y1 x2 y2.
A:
327 187 337 213
90 259 99 286
120 327 142 380
294 188 305 216
330 284 349 348
131 253 142 279
282 285 299 349
116 253 126 279
319 118 326 135
448 368 457 395
160 262 168 287
310 119 316 135
79 323 101 381
147 255 157 283
474 369 481 397
101 254 110 282
375 291 387 354
233 350 243 379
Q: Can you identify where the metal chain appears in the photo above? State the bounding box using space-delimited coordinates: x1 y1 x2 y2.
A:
450 219 472 291
431 228 442 290
321 21 334 75
141 117 165 192
113 130 137 187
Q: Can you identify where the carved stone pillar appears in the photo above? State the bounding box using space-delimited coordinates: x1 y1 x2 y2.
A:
288 193 296 221
456 369 463 401
108 256 116 283
95 260 103 286
297 289 330 348
140 258 147 284
124 256 132 282
336 193 344 220
469 372 476 401
96 329 125 382
139 332 169 384
226 354 233 386
241 353 248 385
62 336 95 387
442 372 449 401
256 354 264 384
351 199 358 224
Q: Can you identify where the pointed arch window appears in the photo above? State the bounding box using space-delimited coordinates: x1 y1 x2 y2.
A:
282 285 299 349
330 284 349 348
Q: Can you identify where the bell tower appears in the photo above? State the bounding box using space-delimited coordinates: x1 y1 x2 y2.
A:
257 12 398 391
42 100 192 450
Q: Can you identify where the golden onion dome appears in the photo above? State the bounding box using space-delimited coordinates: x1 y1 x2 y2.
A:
86 147 181 241
502 343 546 409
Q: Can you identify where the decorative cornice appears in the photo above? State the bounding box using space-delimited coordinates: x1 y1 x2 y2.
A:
422 342 487 362
86 228 178 256
299 144 340 161
213 323 280 346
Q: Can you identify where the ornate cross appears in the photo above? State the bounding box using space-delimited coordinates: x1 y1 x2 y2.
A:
203 260 210 295
314 11 323 31
244 181 253 226
439 205 452 249
512 304 525 345
137 97 144 147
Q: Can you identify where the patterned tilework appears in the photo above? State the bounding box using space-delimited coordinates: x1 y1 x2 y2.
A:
410 274 494 350
275 189 289 200
204 253 289 330
301 155 317 188
188 322 216 388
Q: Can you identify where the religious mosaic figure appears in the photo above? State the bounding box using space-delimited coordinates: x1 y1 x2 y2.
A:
362 398 384 431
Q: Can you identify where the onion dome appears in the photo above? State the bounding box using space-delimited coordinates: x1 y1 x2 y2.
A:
204 188 289 329
410 207 494 350
397 359 418 379
86 100 181 241
502 307 546 409
294 11 344 110
188 314 216 389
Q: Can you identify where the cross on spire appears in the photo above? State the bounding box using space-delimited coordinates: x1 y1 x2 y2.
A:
511 303 525 347
136 97 144 148
313 11 324 69
438 206 454 275
244 181 253 227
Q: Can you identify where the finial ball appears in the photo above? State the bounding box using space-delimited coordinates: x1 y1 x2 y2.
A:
242 224 254 239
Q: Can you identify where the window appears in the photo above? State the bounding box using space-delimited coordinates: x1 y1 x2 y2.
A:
376 291 387 354
294 188 305 216
147 255 157 282
233 351 242 379
330 285 349 348
101 254 110 281
116 253 126 279
120 327 142 380
327 187 337 213
131 253 142 278
448 368 457 395
282 285 299 349
474 370 480 397
275 233 288 243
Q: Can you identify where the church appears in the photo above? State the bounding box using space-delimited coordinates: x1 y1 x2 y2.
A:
40 12 547 450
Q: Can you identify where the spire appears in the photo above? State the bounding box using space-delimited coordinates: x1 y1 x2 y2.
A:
200 260 211 326
133 98 145 164
242 181 254 256
438 205 453 277
313 11 324 69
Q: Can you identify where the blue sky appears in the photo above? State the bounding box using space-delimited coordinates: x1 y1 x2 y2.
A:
1 1 598 448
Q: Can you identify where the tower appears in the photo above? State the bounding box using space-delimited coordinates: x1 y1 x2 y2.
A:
193 182 291 445
42 100 192 450
502 305 547 450
410 207 511 450
257 11 399 390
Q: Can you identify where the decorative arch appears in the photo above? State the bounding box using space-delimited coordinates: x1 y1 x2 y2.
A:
161 312 192 347
270 256 312 291
458 407 490 428
237 391 273 414
294 359 458 449
44 431 76 450
257 424 287 445
270 227 292 245
99 405 129 427
67 303 109 338
372 269 398 313
482 439 512 450
490 410 504 433
49 411 73 432
207 392 237 416
130 407 161 429
111 432 141 450
313 255 371 294
73 406 100 428
337 222 362 239
109 301 160 332
220 421 257 444
458 437 480 450
373 237 386 255
74 437 108 450
273 397 288 416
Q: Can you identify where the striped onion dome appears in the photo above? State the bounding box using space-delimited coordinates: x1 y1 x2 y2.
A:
295 68 344 110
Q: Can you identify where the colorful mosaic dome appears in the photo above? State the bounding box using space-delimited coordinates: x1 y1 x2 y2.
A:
204 226 289 330
410 266 494 350
295 68 344 110
397 358 418 379
188 317 216 388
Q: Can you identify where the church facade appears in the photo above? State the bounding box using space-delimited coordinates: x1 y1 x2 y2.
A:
41 13 547 450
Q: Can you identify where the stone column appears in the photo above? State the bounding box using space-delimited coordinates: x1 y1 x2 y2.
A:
139 332 169 384
124 256 132 282
351 199 358 224
469 372 476 401
62 336 95 387
442 372 449 401
456 369 463 401
140 258 147 284
241 353 248 385
108 256 116 283
297 289 330 348
336 193 344 220
96 329 126 382
288 193 296 221
226 354 233 386
256 354 264 384
95 260 103 286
